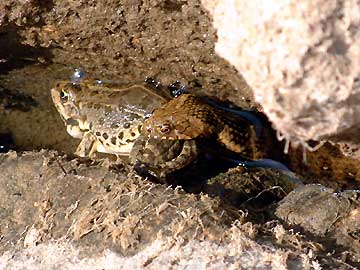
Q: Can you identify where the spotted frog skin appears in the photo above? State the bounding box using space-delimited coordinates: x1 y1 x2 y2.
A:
51 79 171 158
143 93 260 160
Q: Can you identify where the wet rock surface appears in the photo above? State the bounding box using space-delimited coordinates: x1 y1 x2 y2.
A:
0 0 360 269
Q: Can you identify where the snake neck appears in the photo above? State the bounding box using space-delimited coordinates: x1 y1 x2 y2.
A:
216 113 261 159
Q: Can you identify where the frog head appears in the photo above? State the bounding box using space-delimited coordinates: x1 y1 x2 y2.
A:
51 81 88 138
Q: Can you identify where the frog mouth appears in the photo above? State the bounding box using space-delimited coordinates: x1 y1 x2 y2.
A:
64 117 88 138
65 118 80 127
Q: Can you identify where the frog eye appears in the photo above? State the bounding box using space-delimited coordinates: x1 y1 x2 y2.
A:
60 90 70 103
159 124 170 134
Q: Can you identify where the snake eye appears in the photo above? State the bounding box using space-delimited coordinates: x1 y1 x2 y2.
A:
160 124 170 134
60 90 70 103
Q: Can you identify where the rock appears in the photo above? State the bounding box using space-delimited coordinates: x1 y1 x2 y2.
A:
201 0 360 154
276 184 360 262
0 150 316 270
204 167 303 209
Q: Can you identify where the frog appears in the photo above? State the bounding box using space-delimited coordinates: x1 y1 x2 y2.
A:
51 79 172 158
142 93 262 160
51 79 264 181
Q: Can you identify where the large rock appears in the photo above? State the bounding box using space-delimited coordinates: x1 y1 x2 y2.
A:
0 151 316 270
202 0 360 153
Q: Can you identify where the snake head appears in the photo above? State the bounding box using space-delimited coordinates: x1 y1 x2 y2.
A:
142 93 214 140
143 117 180 140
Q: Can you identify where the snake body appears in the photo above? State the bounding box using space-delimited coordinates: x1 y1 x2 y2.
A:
143 94 260 159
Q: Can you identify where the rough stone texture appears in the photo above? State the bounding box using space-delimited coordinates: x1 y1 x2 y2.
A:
276 184 360 263
0 151 358 269
0 151 319 270
0 150 237 256
0 235 310 270
201 0 360 153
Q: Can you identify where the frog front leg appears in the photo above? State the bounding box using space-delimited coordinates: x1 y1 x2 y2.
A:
157 139 198 178
74 131 98 158
131 137 198 181
129 133 147 164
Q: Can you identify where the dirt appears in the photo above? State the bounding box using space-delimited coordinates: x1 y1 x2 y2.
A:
0 151 234 255
1 151 359 269
289 142 360 190
0 1 359 269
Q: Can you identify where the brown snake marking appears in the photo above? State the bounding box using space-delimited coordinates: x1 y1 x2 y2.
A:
143 93 260 160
